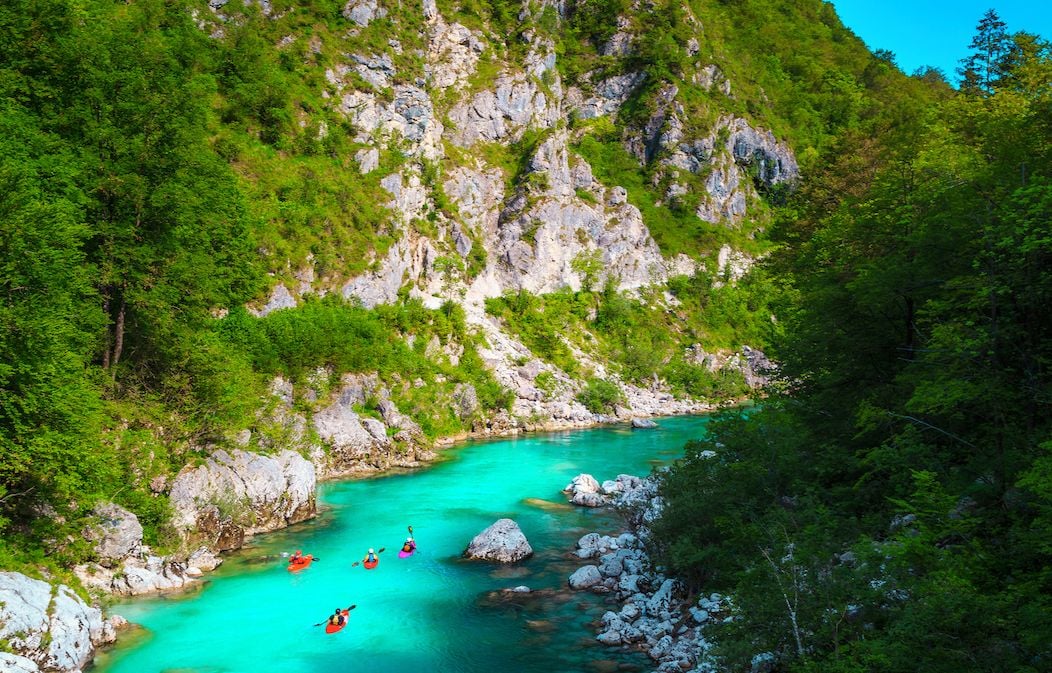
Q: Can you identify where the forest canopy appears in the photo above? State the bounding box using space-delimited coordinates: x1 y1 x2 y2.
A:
653 11 1052 672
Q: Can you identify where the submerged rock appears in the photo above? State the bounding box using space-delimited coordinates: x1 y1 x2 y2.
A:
631 418 658 429
464 518 533 563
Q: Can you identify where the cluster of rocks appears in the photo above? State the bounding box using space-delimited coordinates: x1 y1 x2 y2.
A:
0 571 126 673
310 372 437 477
73 502 223 596
565 474 730 673
563 473 646 508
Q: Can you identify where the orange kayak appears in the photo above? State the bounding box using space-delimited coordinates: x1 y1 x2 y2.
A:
287 554 313 571
325 609 349 634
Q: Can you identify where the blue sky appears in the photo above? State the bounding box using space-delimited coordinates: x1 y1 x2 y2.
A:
828 1 1052 82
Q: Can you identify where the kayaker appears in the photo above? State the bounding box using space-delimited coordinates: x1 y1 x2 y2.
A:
401 537 415 554
364 548 378 564
290 549 304 563
327 608 346 627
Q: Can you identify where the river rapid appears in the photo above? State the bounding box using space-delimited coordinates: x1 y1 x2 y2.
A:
93 415 715 673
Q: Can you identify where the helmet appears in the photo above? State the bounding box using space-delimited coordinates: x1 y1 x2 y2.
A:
406 537 412 542
368 548 374 553
296 549 302 554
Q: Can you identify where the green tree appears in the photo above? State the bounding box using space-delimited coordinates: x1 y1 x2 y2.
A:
0 107 109 525
958 9 1012 94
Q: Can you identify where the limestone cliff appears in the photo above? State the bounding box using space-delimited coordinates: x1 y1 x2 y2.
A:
244 0 792 431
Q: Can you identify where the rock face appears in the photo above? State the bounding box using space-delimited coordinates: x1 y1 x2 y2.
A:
464 518 533 563
311 373 435 477
684 344 775 390
0 571 118 673
84 502 143 565
240 6 795 435
74 502 225 596
168 448 316 549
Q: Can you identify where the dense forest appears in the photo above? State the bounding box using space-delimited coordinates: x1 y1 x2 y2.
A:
1 0 1050 670
653 11 1052 672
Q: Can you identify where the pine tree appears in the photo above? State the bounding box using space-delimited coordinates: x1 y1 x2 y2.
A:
957 9 1012 94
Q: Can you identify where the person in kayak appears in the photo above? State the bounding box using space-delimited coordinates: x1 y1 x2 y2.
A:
290 549 304 563
401 537 415 554
327 608 346 627
364 548 378 564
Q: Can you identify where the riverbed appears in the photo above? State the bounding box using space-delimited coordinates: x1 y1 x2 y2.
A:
92 415 715 673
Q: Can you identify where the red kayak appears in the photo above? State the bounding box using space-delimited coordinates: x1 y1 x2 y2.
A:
362 558 378 570
287 554 313 572
325 609 350 634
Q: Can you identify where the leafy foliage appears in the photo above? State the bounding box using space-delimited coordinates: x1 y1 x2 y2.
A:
576 377 625 414
654 20 1052 672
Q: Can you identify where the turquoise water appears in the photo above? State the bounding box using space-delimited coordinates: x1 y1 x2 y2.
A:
93 416 714 673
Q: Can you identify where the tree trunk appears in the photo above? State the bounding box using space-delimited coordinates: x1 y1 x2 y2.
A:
111 300 125 373
101 294 111 369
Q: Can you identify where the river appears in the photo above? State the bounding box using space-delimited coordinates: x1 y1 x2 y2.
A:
92 415 715 673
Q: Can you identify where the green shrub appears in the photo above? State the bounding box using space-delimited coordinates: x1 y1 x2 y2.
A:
576 377 625 414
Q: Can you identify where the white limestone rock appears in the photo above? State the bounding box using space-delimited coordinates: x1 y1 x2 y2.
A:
568 565 604 590
342 0 385 26
169 449 316 537
464 518 533 563
251 283 297 317
0 653 40 673
564 473 611 507
356 147 379 174
448 74 557 147
0 572 108 673
84 502 143 566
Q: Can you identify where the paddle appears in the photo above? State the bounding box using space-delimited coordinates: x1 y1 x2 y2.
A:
351 548 385 567
314 604 357 626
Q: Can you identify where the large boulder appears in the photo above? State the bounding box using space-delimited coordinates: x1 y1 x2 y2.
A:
568 565 603 590
0 571 116 673
83 502 142 567
464 519 533 563
168 448 316 548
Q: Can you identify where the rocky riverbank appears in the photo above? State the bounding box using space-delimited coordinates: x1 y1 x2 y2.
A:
564 472 728 673
0 572 127 673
